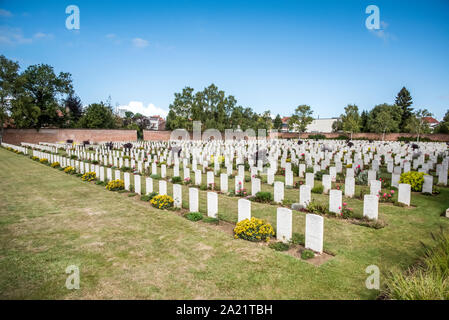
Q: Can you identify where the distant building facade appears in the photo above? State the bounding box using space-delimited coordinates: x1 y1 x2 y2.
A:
280 117 338 133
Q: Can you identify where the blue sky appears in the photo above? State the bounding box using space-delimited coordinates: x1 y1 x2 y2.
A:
1 0 448 119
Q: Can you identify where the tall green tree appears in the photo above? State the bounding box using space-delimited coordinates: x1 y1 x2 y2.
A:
340 104 361 139
64 94 83 127
11 64 73 128
367 103 402 139
287 105 313 133
78 102 116 129
273 114 282 130
360 110 369 132
404 109 433 141
435 109 449 134
395 87 413 131
0 55 20 141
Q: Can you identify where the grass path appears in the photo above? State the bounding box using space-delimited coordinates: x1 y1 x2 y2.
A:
1 148 448 299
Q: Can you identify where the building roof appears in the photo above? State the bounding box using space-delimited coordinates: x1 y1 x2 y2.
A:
423 117 439 124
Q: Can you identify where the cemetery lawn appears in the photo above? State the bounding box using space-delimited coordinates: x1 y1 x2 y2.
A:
1 149 449 299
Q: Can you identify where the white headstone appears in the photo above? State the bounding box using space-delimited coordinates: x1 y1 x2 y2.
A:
189 187 199 212
329 189 342 214
299 185 311 207
276 208 292 243
173 184 182 208
237 198 251 222
305 214 324 254
274 181 284 203
159 180 167 195
398 183 411 206
363 194 378 220
207 192 218 218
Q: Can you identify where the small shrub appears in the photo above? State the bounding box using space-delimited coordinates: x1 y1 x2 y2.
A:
301 249 315 260
105 179 125 191
150 195 174 209
70 155 78 160
306 201 328 215
64 166 76 174
82 172 96 182
121 166 132 173
291 233 305 246
311 185 324 194
50 162 60 168
185 212 203 222
234 217 275 242
140 192 158 202
40 158 48 164
269 242 290 251
171 176 182 184
32 156 39 161
203 217 219 224
150 174 161 180
200 184 208 191
399 171 425 192
254 191 273 203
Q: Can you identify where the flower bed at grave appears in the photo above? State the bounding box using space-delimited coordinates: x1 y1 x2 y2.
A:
150 194 174 209
39 158 48 164
234 217 275 242
50 162 60 168
399 171 426 192
82 172 96 182
378 190 395 203
64 166 76 174
105 179 124 191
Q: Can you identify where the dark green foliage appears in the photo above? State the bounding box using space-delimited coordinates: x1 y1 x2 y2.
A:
301 249 315 260
185 212 203 222
254 191 273 203
171 176 182 184
269 242 290 251
291 233 305 246
311 185 324 194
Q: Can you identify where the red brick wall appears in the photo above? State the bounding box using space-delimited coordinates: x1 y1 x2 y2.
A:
143 130 449 142
143 130 174 141
2 129 137 145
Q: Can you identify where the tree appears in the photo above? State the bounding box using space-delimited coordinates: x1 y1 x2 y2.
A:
287 105 313 133
0 55 20 141
12 64 73 128
64 94 83 127
340 104 361 139
367 103 402 140
332 118 343 132
404 109 433 142
273 114 282 130
360 110 369 132
395 87 413 131
166 87 195 131
435 109 449 134
78 102 116 129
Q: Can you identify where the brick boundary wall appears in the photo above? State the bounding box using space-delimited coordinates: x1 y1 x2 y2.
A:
2 129 137 145
143 130 449 142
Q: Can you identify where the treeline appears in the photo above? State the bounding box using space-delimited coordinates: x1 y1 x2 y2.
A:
333 88 449 137
0 55 149 138
165 84 273 131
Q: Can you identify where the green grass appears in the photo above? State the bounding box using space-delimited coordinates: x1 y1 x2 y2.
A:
1 148 449 299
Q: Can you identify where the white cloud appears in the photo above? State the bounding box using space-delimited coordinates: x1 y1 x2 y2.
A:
118 101 168 118
369 20 396 42
34 32 53 39
0 9 13 17
132 37 149 48
0 26 32 45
